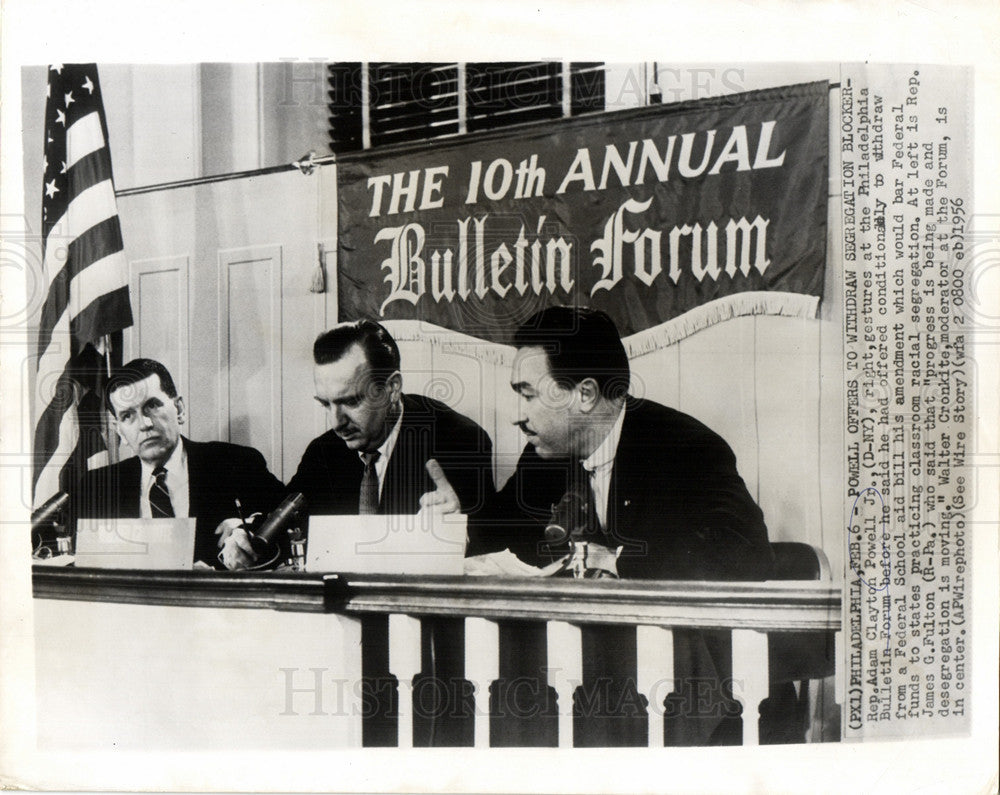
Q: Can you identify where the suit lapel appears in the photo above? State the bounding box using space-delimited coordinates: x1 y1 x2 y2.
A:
182 437 207 516
606 399 643 547
381 397 427 513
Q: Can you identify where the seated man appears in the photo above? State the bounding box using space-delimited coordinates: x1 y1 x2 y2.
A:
468 306 785 746
224 319 495 746
286 319 494 519
69 358 286 570
471 305 772 580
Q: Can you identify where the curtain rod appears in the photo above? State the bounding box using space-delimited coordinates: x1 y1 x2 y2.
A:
114 152 334 198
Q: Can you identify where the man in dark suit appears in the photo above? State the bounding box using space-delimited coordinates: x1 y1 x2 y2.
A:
244 319 494 747
69 358 286 569
465 306 781 746
470 306 771 579
283 321 494 518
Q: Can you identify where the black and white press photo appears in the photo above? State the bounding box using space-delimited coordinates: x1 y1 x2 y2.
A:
0 2 997 793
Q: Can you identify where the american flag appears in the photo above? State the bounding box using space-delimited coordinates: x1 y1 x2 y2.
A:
32 64 133 508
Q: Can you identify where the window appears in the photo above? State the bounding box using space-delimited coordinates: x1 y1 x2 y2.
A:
327 62 605 153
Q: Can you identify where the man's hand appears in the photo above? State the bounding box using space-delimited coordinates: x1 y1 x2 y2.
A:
215 517 259 570
419 458 461 513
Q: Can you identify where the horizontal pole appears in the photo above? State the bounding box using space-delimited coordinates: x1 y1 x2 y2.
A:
114 159 336 198
33 567 841 630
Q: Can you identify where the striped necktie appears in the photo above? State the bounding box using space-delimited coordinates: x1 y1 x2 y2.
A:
359 451 381 515
149 466 175 518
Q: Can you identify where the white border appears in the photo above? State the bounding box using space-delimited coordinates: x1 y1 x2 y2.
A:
2 2 997 793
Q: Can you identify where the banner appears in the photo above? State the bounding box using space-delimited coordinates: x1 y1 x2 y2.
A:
337 81 828 348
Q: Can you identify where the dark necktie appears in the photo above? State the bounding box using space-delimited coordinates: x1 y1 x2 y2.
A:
149 466 175 518
359 451 381 514
573 461 600 537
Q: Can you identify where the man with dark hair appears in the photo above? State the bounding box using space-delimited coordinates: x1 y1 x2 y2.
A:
277 319 494 518
473 305 773 580
466 305 780 747
69 358 286 569
228 319 495 746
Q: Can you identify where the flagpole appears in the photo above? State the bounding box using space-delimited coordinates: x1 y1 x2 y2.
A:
102 333 120 465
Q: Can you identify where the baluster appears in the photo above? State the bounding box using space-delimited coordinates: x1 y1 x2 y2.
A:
546 621 582 748
834 629 845 707
731 628 769 746
636 625 674 747
464 617 499 748
388 613 422 748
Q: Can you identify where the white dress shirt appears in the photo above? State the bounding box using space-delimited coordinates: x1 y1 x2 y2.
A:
139 441 190 518
580 404 627 529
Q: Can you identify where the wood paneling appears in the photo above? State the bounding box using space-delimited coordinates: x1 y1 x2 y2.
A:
127 255 189 398
677 317 760 501
118 170 323 481
629 339 681 412
754 314 823 545
218 245 283 473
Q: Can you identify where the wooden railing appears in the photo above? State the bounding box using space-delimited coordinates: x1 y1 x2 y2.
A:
33 567 841 748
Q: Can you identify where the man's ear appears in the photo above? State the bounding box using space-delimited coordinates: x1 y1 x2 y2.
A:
174 396 186 425
385 370 403 402
577 378 600 412
109 414 128 446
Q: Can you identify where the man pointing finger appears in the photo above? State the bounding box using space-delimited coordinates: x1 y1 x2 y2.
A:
419 458 461 513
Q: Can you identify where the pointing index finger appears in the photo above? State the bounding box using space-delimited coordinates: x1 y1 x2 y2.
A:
425 458 449 488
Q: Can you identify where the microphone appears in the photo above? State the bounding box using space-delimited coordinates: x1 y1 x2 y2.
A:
544 488 588 545
31 491 70 531
247 492 306 555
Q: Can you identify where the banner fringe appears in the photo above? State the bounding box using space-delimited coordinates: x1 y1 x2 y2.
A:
380 291 819 365
623 291 820 357
382 320 517 367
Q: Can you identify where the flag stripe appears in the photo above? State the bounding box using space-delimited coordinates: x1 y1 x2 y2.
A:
34 325 73 435
35 283 131 424
33 400 79 499
32 371 77 484
66 111 105 170
71 252 130 326
42 180 119 281
71 284 132 346
66 149 116 206
36 216 124 358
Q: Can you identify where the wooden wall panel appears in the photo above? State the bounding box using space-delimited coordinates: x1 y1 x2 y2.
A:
118 170 322 482
754 315 823 546
676 317 760 501
128 65 201 187
126 255 189 398
202 173 322 481
629 341 681 412
218 246 282 474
